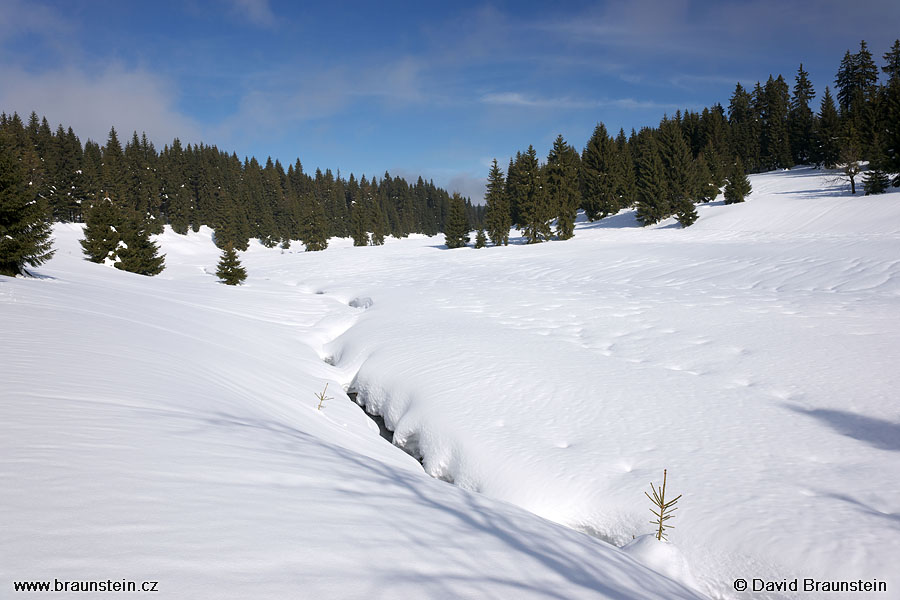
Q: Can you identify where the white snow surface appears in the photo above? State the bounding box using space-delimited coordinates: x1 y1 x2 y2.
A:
3 167 899 599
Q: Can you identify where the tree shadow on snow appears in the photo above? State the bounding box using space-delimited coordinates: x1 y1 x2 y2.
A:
817 491 900 529
785 405 900 452
181 409 699 599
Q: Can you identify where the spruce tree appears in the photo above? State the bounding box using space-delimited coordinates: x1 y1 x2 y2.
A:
883 40 900 83
695 153 719 203
484 159 510 246
790 64 816 165
216 243 247 285
634 132 669 226
817 87 842 168
580 123 619 220
114 212 165 276
349 199 369 246
474 229 487 248
0 135 55 276
729 83 761 172
298 192 328 251
761 75 793 170
444 192 470 248
658 120 698 227
863 169 891 195
545 135 580 240
724 158 752 204
80 197 122 263
516 145 551 243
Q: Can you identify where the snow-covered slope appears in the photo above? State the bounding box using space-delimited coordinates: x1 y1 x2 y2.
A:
3 167 898 599
1 235 700 598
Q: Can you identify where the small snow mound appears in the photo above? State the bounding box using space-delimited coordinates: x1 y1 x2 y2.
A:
622 535 700 592
349 297 374 309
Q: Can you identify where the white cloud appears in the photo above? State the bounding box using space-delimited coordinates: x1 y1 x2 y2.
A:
0 64 203 146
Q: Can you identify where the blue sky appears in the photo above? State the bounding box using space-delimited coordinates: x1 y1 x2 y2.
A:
2 0 898 200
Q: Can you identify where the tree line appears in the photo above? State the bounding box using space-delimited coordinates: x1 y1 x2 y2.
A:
0 112 484 276
471 39 900 247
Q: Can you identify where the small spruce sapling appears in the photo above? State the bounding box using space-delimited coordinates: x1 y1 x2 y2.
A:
645 469 682 541
316 383 332 411
216 243 247 285
475 229 487 248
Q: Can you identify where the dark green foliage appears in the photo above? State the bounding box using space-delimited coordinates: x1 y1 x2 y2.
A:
216 243 247 285
80 197 122 262
728 83 761 172
881 78 900 181
474 229 487 248
444 193 470 248
694 153 719 203
724 158 752 204
760 75 793 170
298 192 328 251
884 40 900 83
515 146 552 243
545 135 580 240
114 213 165 276
863 169 891 195
580 124 620 221
835 41 879 115
0 135 54 276
658 119 698 227
817 87 842 168
790 64 816 165
635 131 668 226
484 159 510 246
214 195 251 251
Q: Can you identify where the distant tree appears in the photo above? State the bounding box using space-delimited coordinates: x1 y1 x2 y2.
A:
761 75 793 170
789 64 816 165
444 193 470 248
817 87 842 168
216 243 247 285
694 153 719 203
835 41 879 115
580 123 619 220
516 145 551 243
658 119 698 227
545 134 580 239
724 157 752 204
635 132 669 226
298 192 328 251
838 127 863 194
349 199 368 246
883 39 900 83
728 83 761 171
474 228 487 248
0 135 54 276
101 127 126 204
484 159 510 246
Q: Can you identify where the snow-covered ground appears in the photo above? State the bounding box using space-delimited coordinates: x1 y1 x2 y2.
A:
3 167 899 599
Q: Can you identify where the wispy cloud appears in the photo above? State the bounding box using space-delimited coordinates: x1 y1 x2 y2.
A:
0 64 203 146
0 0 70 42
480 92 687 112
228 0 276 28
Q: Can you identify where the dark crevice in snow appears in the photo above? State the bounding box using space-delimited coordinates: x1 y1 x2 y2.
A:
346 390 397 445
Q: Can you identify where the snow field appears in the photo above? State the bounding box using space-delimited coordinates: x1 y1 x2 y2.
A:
3 167 899 599
1 225 702 598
